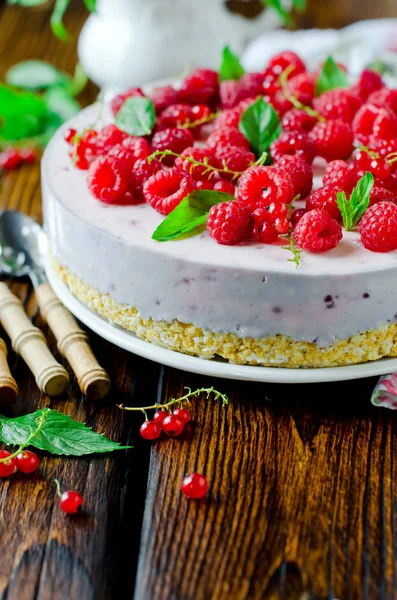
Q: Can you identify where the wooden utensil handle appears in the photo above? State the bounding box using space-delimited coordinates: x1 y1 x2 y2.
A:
0 283 69 396
36 283 111 399
0 338 18 405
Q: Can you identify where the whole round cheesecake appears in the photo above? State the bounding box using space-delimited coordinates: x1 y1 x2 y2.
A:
42 65 397 368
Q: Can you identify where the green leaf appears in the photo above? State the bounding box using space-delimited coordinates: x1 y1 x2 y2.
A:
50 0 71 41
260 0 291 24
239 98 281 156
116 97 155 136
7 0 47 5
219 46 245 82
315 56 349 96
0 84 47 140
293 0 307 11
336 172 374 231
44 85 81 122
152 191 235 242
0 409 131 456
6 60 70 91
84 0 96 11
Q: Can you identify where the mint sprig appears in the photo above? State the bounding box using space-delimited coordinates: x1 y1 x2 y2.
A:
116 97 155 136
152 190 235 242
239 97 281 157
219 46 245 82
336 172 374 231
0 409 131 456
315 56 349 96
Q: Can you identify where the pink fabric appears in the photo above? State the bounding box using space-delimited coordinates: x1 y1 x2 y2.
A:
371 373 397 409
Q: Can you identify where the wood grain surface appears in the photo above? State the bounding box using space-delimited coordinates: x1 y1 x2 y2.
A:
0 2 397 600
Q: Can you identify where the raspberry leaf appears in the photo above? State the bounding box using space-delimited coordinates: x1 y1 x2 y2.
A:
152 191 235 242
219 46 245 82
239 98 281 157
315 56 349 96
116 97 155 136
0 409 131 456
336 172 374 231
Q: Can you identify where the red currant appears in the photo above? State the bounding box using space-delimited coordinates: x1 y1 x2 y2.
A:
59 490 84 514
274 218 289 234
0 148 23 170
162 415 185 437
267 201 288 222
153 410 168 424
291 208 307 228
258 221 279 243
16 450 39 474
181 472 208 499
64 128 77 145
369 157 392 179
0 450 16 477
172 408 191 423
19 147 37 164
140 420 161 440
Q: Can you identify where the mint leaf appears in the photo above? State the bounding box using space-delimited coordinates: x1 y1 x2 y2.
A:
116 97 155 136
6 61 70 91
260 0 291 24
315 56 349 96
50 0 71 41
0 84 47 141
44 86 80 122
152 190 234 242
336 172 374 231
239 98 281 156
219 46 245 82
0 409 131 456
84 0 96 10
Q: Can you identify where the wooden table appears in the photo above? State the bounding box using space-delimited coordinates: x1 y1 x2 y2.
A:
1 2 397 599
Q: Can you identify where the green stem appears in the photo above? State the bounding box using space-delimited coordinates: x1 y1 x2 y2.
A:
180 112 220 130
279 66 324 121
118 386 229 412
0 409 50 462
54 478 62 497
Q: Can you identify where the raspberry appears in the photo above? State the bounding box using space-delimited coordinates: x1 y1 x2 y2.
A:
237 166 294 211
214 145 255 178
352 104 397 144
70 129 97 170
206 201 254 245
158 103 193 128
293 209 342 252
262 68 281 97
0 148 22 170
267 51 306 78
287 72 315 105
281 109 317 133
143 167 195 214
212 179 235 195
355 151 391 179
238 72 264 98
151 127 194 165
178 68 219 105
310 120 354 161
108 137 150 169
367 88 397 114
150 85 180 113
270 130 316 164
376 175 397 194
111 87 145 117
313 89 361 123
352 69 383 102
369 186 397 205
323 160 359 192
206 126 250 151
88 156 129 204
219 80 241 109
95 124 128 155
130 157 163 194
306 185 342 221
359 202 397 252
174 146 218 180
213 107 241 130
275 154 313 198
367 137 397 157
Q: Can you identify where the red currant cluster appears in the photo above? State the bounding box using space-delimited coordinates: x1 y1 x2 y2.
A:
0 449 39 476
0 147 36 170
140 407 191 440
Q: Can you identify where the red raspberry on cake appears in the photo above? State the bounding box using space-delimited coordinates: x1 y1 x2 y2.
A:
351 69 383 102
293 209 343 252
88 156 130 204
267 51 306 78
206 201 254 245
213 107 241 131
206 126 250 151
352 104 397 144
71 129 98 170
287 72 315 105
367 137 397 157
219 80 242 109
313 89 362 123
238 166 294 211
377 175 397 194
359 201 397 252
281 109 317 133
275 154 313 197
306 185 342 221
150 85 180 113
95 124 128 155
130 157 163 195
270 131 316 164
238 72 265 99
323 160 359 192
369 186 397 205
108 137 150 170
354 150 391 180
111 87 145 117
367 88 397 114
151 127 194 166
214 145 255 178
174 146 219 181
178 68 219 105
143 167 195 215
310 120 354 161
157 104 194 129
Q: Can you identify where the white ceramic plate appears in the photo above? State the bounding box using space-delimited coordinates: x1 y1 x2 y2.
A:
46 262 397 384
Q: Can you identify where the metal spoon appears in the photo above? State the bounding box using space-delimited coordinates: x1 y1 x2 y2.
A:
0 211 111 399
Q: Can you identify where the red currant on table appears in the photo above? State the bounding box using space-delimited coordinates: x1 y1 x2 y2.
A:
181 473 208 499
162 415 185 437
59 490 84 514
140 420 162 440
172 408 191 423
0 450 17 477
0 148 23 170
153 410 168 424
16 450 39 474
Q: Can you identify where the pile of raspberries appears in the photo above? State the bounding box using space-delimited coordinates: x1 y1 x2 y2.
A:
64 51 397 254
